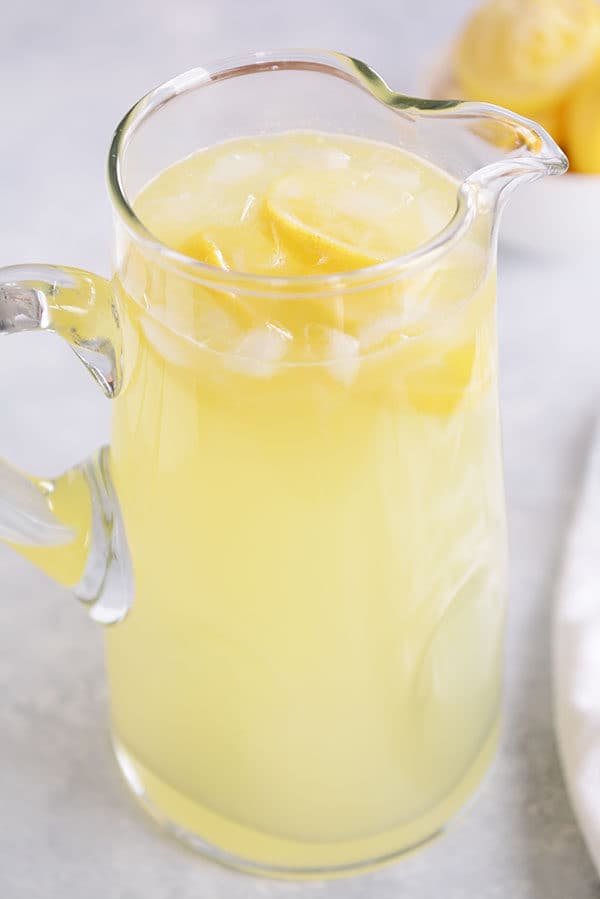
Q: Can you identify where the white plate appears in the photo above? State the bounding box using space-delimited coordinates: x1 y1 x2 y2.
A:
501 173 600 257
421 54 599 257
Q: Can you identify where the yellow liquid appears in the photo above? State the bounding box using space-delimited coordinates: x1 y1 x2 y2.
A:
106 132 506 873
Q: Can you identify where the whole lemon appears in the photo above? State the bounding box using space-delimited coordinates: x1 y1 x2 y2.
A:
455 0 600 122
565 66 600 173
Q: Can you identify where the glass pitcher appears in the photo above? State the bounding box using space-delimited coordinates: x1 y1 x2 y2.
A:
0 50 566 878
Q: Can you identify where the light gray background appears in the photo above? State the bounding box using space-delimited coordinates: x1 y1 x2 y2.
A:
1 1 600 896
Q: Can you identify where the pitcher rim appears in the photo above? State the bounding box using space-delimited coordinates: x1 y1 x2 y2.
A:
106 49 560 297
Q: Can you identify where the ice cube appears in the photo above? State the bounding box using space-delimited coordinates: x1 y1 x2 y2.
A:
379 167 422 192
141 316 200 370
335 184 392 222
194 301 241 346
209 152 264 184
325 328 361 385
145 192 201 245
142 301 241 367
225 323 292 377
359 313 408 351
419 188 452 237
323 148 352 170
307 324 360 382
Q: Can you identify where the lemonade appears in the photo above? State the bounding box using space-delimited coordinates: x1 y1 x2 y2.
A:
105 132 506 871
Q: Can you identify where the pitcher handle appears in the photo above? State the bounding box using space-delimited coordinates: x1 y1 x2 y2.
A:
0 264 133 624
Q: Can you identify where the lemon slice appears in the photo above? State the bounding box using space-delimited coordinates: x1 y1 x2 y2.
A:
181 233 231 270
181 225 282 275
455 0 600 115
265 168 454 274
266 173 383 271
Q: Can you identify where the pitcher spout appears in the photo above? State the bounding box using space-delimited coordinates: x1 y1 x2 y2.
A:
334 52 568 207
457 103 569 205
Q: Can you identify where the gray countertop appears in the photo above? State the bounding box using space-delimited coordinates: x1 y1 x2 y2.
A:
2 1 600 896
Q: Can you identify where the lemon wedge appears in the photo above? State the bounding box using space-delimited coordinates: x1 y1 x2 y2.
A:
455 0 600 117
181 233 231 270
265 172 384 271
265 168 455 274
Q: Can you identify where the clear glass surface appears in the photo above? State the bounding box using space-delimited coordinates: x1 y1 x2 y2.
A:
0 49 567 878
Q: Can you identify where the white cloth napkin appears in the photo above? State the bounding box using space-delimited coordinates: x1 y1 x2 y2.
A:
555 420 600 876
